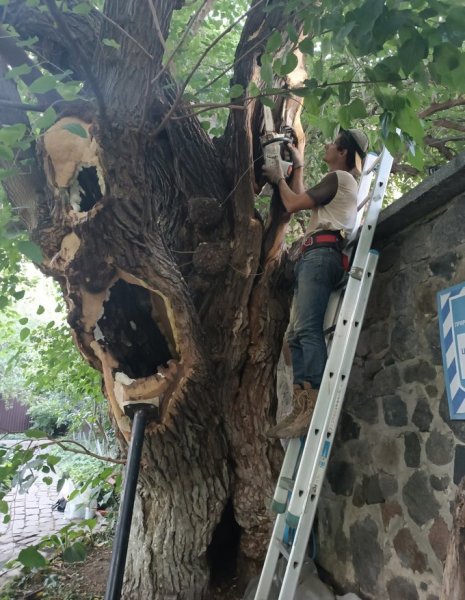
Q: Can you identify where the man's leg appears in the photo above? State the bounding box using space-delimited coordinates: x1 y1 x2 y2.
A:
294 247 343 387
268 248 343 438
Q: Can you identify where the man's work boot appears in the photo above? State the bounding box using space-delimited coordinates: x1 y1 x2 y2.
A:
267 383 319 439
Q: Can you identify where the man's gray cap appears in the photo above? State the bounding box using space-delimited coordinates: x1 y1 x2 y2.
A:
347 128 369 157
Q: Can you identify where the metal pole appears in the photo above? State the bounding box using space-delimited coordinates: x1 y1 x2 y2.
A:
105 408 147 600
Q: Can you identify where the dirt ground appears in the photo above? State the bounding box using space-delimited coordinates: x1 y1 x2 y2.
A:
0 545 244 600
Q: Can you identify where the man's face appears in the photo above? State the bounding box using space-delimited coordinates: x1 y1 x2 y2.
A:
323 135 342 164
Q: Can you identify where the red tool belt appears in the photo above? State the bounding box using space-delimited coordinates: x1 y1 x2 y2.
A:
301 230 342 252
301 230 350 271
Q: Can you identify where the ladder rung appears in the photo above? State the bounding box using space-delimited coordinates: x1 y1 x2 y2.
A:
278 476 295 492
276 540 290 561
323 324 336 336
362 154 381 174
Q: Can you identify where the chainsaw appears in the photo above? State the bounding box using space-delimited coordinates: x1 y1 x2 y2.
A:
260 105 296 180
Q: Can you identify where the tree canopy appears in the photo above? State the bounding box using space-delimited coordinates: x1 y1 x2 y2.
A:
0 1 465 598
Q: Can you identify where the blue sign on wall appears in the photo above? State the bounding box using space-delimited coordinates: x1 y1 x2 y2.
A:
437 282 465 420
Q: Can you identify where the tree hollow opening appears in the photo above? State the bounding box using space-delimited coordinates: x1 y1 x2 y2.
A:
76 166 103 211
207 499 241 585
97 280 178 379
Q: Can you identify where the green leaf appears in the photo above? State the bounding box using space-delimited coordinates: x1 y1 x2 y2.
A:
0 145 14 161
37 305 45 315
46 455 61 466
18 547 47 569
395 106 424 142
19 317 29 325
229 84 244 100
266 31 282 53
72 2 92 14
20 327 30 341
63 542 87 563
34 107 57 131
102 38 121 50
347 98 367 119
61 123 88 138
17 36 39 48
0 500 8 514
25 429 48 439
5 64 33 79
398 33 428 76
57 476 68 493
260 55 273 86
42 476 53 485
299 38 314 56
29 75 59 94
260 96 274 109
280 53 298 75
248 82 260 98
0 123 27 145
338 82 352 105
17 240 43 263
3 514 11 524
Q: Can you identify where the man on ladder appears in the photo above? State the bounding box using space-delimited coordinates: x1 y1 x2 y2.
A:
263 128 369 439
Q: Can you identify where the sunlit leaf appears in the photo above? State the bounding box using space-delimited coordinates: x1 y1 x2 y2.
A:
102 38 121 49
17 240 43 263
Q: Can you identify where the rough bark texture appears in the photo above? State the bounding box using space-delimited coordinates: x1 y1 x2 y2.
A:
0 1 305 597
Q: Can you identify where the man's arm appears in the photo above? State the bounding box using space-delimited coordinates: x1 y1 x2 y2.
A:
277 177 316 213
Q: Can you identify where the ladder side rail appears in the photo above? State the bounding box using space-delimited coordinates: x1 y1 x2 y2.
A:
255 437 302 599
349 153 377 241
333 151 388 334
285 149 392 524
277 251 379 600
285 246 375 527
347 147 393 269
253 147 393 600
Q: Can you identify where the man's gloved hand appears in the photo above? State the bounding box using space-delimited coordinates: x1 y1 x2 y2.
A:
262 156 287 185
285 142 304 169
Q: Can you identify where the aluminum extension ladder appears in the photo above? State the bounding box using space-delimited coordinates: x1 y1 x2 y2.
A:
254 146 394 600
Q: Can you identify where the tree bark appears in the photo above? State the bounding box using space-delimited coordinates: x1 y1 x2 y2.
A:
0 1 304 597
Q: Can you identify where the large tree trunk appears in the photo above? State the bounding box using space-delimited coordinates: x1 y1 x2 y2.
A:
0 1 306 597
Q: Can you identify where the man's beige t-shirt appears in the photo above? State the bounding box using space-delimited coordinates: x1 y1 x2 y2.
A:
305 170 358 236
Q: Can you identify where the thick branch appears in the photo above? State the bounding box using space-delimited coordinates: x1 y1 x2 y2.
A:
433 118 465 133
419 96 465 119
0 0 101 81
44 0 107 120
0 25 61 106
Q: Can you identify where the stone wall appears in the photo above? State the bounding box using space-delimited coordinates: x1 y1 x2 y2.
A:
316 153 465 600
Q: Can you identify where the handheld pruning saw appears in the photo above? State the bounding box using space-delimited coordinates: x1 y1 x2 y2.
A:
260 105 296 180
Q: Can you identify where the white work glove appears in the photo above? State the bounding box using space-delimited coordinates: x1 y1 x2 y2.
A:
262 156 287 185
285 142 304 169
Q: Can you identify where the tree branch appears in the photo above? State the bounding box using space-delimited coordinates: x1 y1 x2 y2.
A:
146 0 167 52
44 0 107 121
0 25 61 106
98 11 153 60
150 0 265 138
419 96 465 118
152 0 213 84
51 438 125 465
171 101 246 119
0 99 48 112
433 118 465 133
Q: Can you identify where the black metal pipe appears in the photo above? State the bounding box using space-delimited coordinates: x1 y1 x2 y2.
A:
104 408 148 600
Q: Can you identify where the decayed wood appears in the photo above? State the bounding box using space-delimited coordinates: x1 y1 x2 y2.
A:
0 1 306 596
440 477 465 600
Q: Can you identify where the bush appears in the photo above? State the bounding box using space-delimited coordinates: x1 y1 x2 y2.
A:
27 394 71 437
